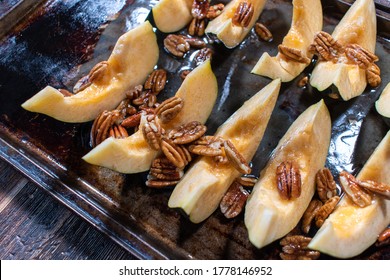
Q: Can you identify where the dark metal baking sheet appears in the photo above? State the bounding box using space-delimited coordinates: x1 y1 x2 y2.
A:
0 0 389 259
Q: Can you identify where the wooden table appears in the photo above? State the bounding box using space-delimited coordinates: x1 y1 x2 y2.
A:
0 159 136 260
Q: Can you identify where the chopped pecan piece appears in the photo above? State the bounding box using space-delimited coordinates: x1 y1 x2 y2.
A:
88 61 109 83
220 181 250 218
278 45 311 64
232 0 254 28
315 196 340 228
161 139 192 169
109 124 129 139
301 199 323 234
168 121 207 144
224 140 251 175
142 115 164 150
126 85 143 100
345 44 378 69
280 235 320 260
206 3 224 19
214 155 229 164
255 22 273 42
339 171 372 208
58 89 73 97
376 228 390 247
195 47 213 65
90 110 123 147
155 96 184 124
316 168 338 203
144 69 167 94
189 136 224 156
366 63 381 87
357 179 390 199
309 31 343 61
192 0 210 20
276 161 302 200
180 70 192 80
164 34 190 57
121 112 142 128
188 17 206 37
236 175 258 187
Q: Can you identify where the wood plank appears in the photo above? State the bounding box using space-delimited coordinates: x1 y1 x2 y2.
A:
0 160 136 260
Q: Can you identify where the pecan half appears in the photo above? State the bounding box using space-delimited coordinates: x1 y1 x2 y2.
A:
192 0 210 20
255 22 273 42
309 31 343 61
161 139 191 169
339 171 372 208
90 110 123 147
276 161 302 200
366 63 381 87
220 181 250 219
121 112 142 128
184 37 207 49
109 124 129 139
345 44 379 69
206 3 224 19
188 17 206 37
73 75 91 94
195 47 213 65
236 175 258 187
376 228 390 247
126 85 143 100
88 61 109 83
278 45 311 64
316 168 338 203
164 34 190 57
315 196 340 228
144 69 167 94
142 115 164 150
116 99 137 116
232 0 254 28
224 140 251 174
132 90 157 108
146 179 180 188
301 199 323 234
280 235 320 260
155 96 184 124
357 179 390 199
168 121 207 144
188 136 224 156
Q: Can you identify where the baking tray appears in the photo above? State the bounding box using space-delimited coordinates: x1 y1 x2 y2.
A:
0 0 389 259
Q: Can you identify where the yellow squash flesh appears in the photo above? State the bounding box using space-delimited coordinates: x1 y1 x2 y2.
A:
152 0 193 33
376 82 390 118
310 0 377 100
168 79 281 223
22 21 159 123
205 0 267 49
252 0 323 82
82 60 218 174
244 100 331 249
308 131 390 259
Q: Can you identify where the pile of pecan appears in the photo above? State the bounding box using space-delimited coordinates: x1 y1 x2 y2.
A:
189 0 225 36
310 31 381 87
90 68 167 147
145 121 254 188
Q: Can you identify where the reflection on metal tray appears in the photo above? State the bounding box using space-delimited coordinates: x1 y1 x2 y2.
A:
0 0 389 259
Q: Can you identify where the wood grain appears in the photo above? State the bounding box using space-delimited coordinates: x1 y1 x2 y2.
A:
0 160 136 260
